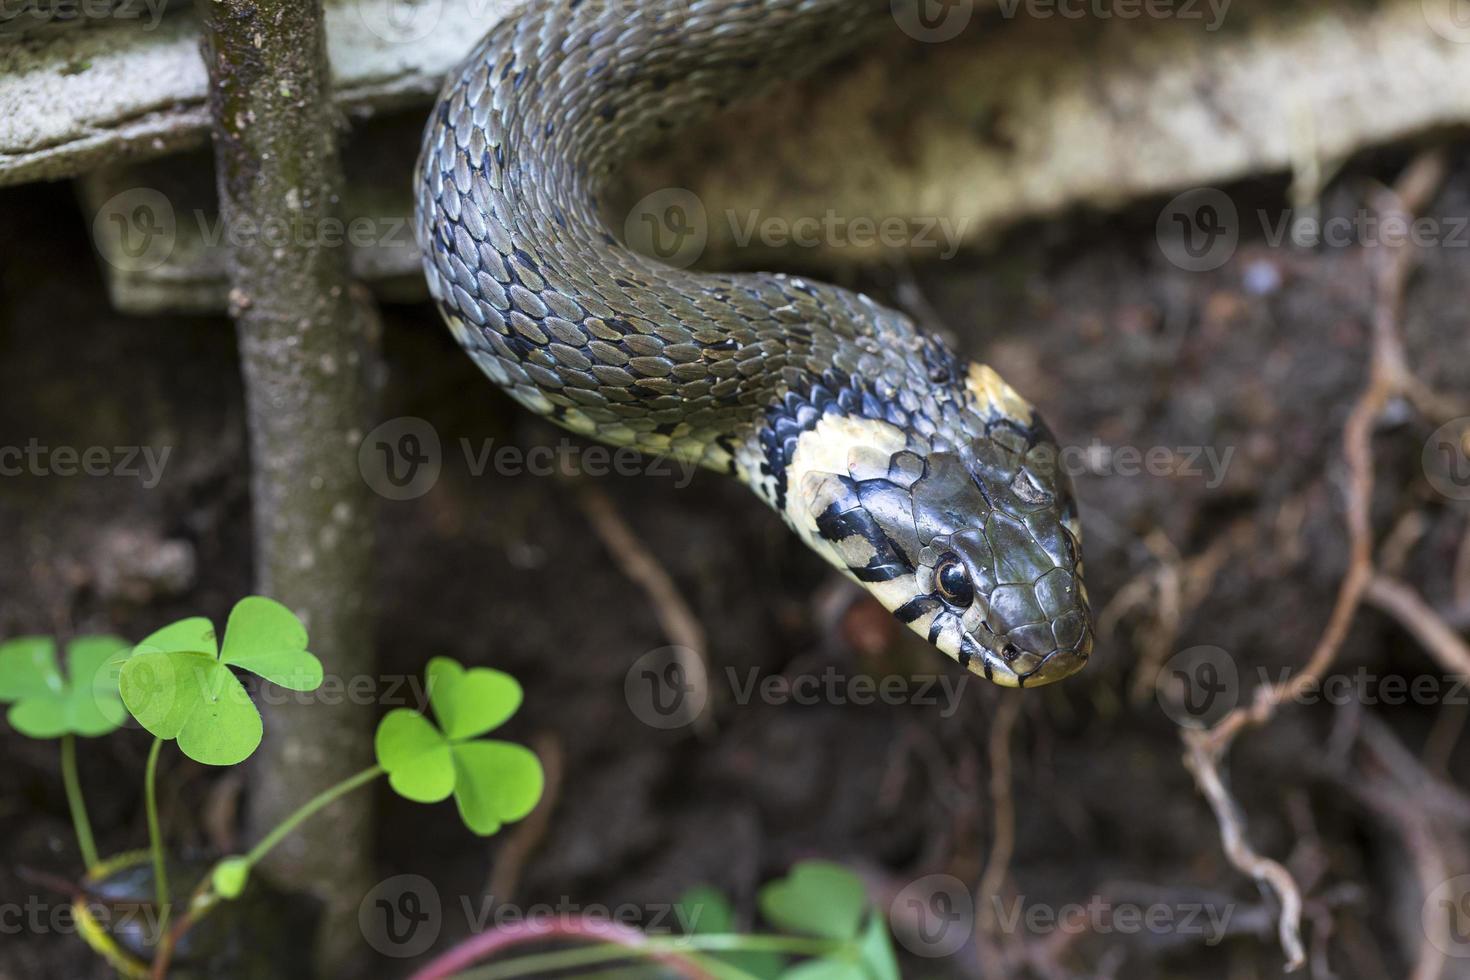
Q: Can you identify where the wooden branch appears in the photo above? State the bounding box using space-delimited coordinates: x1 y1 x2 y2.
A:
200 0 381 968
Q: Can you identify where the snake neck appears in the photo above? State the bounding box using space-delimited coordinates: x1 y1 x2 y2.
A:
413 0 970 478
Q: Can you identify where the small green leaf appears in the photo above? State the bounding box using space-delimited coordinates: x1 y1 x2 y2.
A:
137 617 217 657
116 598 318 766
855 913 899 980
679 886 733 934
0 636 131 739
219 597 322 692
8 700 70 739
427 657 522 740
778 960 865 980
213 857 251 899
450 740 543 835
120 650 212 739
0 637 62 701
65 636 132 737
175 665 263 766
380 658 542 837
759 862 868 941
679 886 787 979
119 651 262 766
375 709 454 803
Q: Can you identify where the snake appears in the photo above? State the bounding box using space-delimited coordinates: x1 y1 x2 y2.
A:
413 0 1093 687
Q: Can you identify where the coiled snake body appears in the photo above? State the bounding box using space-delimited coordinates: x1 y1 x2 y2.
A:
414 0 1093 686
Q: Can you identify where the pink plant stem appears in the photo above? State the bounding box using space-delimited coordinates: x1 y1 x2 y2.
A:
407 916 712 980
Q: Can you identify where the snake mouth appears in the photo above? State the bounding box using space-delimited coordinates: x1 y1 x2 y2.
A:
970 599 1099 690
978 636 1092 688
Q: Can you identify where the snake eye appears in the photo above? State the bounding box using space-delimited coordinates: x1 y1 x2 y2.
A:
933 554 974 607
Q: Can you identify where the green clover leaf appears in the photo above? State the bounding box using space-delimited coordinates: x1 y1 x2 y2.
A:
375 657 542 836
764 863 899 980
854 911 900 980
0 635 131 738
679 886 787 979
760 863 898 980
759 862 869 942
779 961 865 980
118 597 323 767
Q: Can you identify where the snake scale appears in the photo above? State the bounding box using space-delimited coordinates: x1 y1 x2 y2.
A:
414 0 1093 686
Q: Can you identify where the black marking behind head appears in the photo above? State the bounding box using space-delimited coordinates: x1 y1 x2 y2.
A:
756 368 908 510
814 497 917 585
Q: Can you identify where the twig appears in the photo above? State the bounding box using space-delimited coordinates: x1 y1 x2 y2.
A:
976 695 1022 977
577 485 714 736
1455 519 1470 610
1182 732 1306 970
977 695 1021 931
1424 701 1469 777
1363 573 1470 676
1176 148 1450 973
1352 718 1465 980
485 734 564 903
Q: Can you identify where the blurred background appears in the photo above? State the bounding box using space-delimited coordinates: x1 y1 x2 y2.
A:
3 1 1470 977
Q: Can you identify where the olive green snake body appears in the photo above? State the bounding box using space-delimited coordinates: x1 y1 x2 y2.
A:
414 0 1093 686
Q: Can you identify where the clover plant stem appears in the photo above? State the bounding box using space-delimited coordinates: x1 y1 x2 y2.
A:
447 934 843 980
242 765 383 870
144 737 170 938
59 735 99 872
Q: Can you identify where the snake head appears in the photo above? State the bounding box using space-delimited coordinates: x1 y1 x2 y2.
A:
795 409 1092 688
905 424 1092 687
